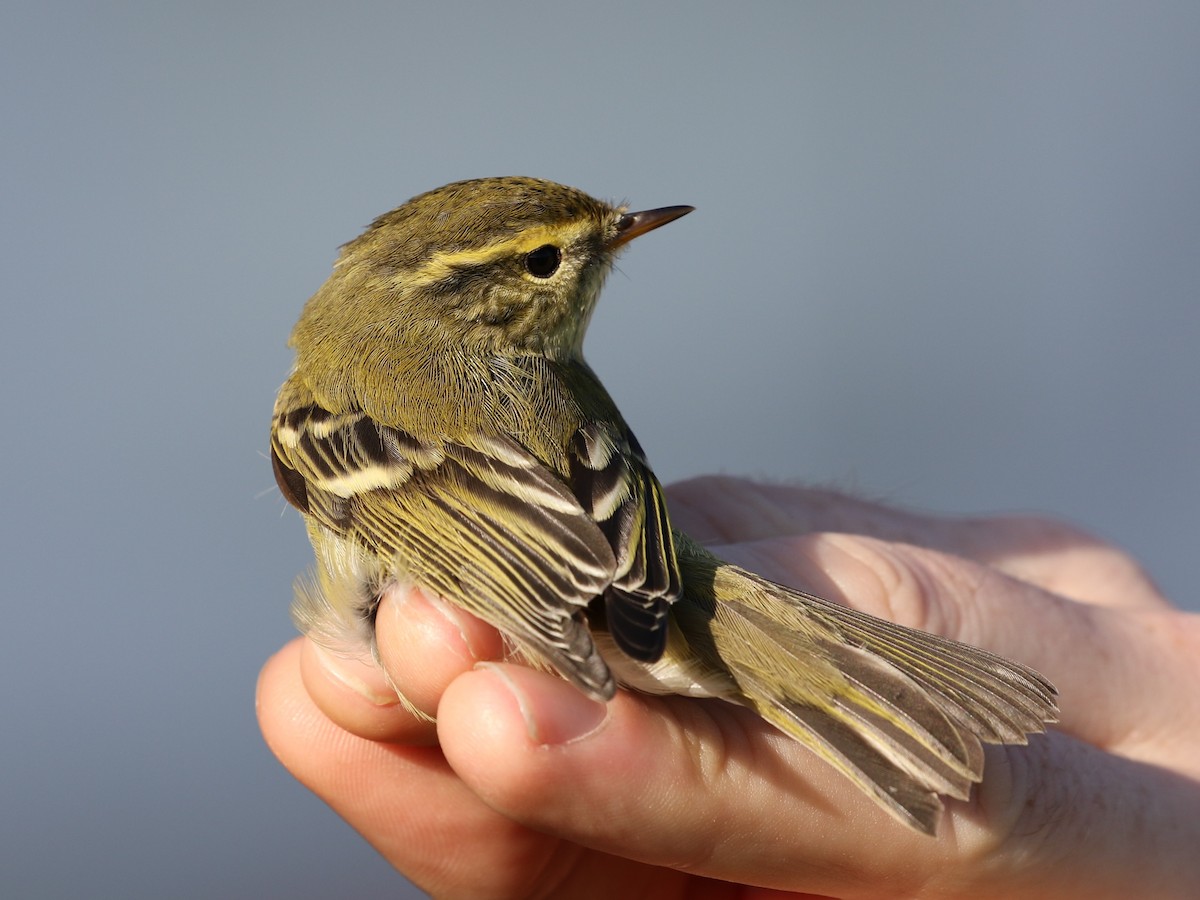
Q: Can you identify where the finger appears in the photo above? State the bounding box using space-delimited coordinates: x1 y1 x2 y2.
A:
715 532 1176 751
440 663 927 893
298 638 412 742
297 584 505 744
372 584 507 736
667 476 1169 610
438 663 1200 899
944 514 1169 611
258 639 575 898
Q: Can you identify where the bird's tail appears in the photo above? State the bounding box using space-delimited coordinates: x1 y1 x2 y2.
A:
647 534 1058 834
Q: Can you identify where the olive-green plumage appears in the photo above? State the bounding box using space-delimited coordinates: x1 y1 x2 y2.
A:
271 176 1056 834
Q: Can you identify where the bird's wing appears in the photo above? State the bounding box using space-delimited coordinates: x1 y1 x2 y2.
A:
566 419 681 663
271 377 620 700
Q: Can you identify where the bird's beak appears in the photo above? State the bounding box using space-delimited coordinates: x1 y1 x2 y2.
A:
608 205 694 250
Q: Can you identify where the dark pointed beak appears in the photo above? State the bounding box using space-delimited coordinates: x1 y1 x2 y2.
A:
608 205 694 250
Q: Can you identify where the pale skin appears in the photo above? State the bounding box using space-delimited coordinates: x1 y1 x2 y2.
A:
257 476 1200 899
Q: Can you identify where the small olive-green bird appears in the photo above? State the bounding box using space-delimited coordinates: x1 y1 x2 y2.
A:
271 176 1056 834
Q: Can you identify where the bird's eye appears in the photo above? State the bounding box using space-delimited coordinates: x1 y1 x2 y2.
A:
523 244 562 278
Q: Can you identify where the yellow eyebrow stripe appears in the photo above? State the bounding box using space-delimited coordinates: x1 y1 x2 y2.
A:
406 220 593 286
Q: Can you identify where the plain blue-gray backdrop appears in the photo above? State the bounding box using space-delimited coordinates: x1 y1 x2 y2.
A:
3 2 1197 897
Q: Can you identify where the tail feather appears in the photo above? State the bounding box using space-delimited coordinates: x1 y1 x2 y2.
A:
666 537 1058 833
803 593 1057 740
727 600 981 786
753 684 949 834
720 600 979 833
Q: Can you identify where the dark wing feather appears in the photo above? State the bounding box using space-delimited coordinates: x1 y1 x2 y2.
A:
568 422 682 662
271 381 621 699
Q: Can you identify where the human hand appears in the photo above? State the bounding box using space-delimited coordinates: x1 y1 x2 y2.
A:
257 476 1200 898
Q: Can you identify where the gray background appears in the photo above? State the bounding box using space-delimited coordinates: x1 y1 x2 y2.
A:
4 2 1197 897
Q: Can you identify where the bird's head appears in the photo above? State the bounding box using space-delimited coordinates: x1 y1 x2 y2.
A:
292 176 692 362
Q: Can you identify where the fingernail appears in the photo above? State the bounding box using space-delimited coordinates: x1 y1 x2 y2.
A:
311 643 398 707
478 663 609 745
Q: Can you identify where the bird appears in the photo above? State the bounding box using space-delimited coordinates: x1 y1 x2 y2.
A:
270 176 1057 834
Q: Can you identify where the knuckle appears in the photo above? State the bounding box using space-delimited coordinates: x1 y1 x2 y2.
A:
822 533 977 639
